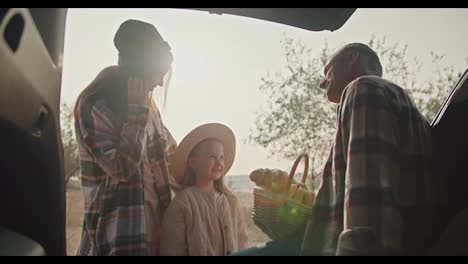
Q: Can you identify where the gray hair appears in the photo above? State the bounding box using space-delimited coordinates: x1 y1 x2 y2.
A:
339 43 383 77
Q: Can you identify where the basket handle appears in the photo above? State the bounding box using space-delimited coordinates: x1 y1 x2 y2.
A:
286 153 309 194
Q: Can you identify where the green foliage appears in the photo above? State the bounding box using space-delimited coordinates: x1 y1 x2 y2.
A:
60 103 80 186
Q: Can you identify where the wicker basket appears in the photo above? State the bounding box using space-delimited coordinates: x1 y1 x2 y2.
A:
252 153 312 240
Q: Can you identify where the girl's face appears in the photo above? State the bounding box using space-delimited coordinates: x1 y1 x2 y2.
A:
189 140 226 183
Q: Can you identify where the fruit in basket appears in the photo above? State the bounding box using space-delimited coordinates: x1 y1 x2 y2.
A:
249 168 266 188
262 169 273 190
303 190 315 208
287 183 315 207
292 186 305 203
287 184 298 199
271 169 289 193
249 168 295 193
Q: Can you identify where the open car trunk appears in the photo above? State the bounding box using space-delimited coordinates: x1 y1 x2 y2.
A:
432 69 468 216
0 8 67 256
0 7 466 256
185 8 356 32
430 70 468 255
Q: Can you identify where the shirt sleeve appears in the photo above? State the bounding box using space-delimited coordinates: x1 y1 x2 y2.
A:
77 102 149 183
338 78 403 254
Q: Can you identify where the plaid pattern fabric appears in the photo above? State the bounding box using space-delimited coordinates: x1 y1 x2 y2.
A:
301 76 447 255
75 92 176 256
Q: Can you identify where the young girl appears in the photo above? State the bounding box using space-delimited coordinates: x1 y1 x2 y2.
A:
160 123 248 256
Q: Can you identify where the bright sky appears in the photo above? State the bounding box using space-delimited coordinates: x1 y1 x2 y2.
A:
61 8 468 175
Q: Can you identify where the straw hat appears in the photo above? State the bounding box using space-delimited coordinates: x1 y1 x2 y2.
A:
170 123 236 186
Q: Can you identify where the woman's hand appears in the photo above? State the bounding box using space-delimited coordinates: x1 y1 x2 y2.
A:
127 77 153 106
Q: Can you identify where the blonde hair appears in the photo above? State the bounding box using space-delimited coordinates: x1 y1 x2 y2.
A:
73 65 172 120
182 138 237 199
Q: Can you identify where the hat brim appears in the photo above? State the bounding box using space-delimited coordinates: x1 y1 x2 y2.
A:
170 123 236 186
